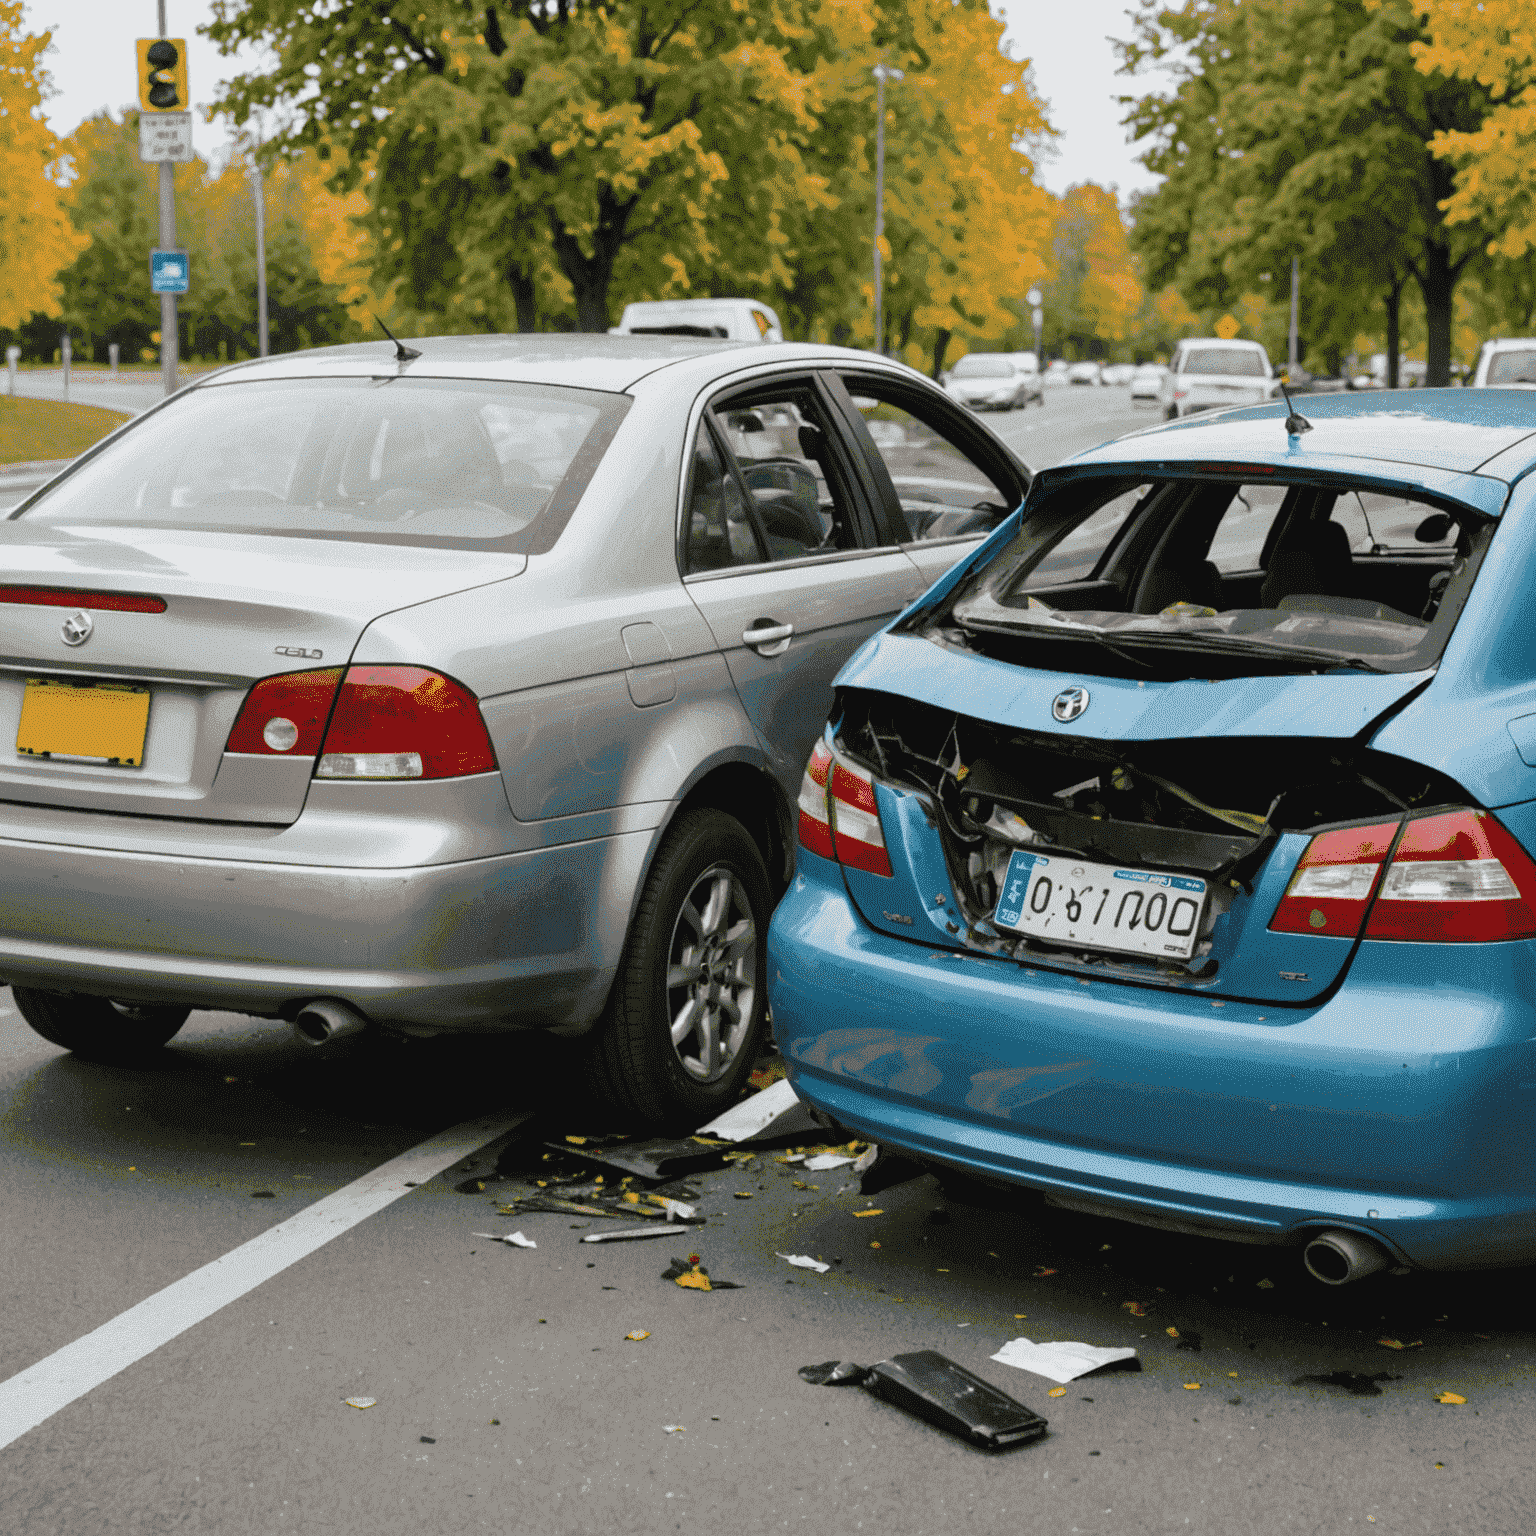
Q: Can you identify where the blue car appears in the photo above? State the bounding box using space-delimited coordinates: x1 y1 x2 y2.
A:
769 391 1536 1282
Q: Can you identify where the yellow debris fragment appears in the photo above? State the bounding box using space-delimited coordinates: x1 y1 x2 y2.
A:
1048 1386 1067 1398
852 1209 883 1218
625 1330 650 1342
1435 1391 1467 1405
1182 1382 1201 1391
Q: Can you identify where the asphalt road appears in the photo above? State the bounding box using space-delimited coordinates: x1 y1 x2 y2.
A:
3 384 1532 1533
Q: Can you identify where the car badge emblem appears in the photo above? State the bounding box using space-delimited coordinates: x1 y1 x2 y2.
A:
60 610 93 648
1052 686 1089 723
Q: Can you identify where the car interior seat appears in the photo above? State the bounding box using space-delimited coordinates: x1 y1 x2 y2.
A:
1137 557 1224 614
1260 518 1353 607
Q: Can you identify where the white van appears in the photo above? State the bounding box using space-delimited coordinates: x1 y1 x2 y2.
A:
609 299 784 343
1160 337 1275 419
1472 338 1536 388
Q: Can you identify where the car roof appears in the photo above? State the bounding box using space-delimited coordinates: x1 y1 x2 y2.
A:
1069 388 1536 488
191 334 912 396
205 333 752 394
1176 337 1266 349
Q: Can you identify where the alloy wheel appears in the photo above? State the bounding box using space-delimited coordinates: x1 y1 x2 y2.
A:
664 864 757 1083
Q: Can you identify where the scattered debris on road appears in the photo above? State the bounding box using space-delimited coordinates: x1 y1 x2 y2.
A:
1292 1371 1400 1397
777 1253 830 1273
624 1330 650 1342
344 1396 377 1410
581 1225 676 1243
801 1350 1048 1450
663 1254 741 1290
663 1424 686 1433
989 1338 1140 1384
1435 1391 1467 1404
472 1231 537 1248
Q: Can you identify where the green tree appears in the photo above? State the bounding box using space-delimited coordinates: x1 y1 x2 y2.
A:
1119 0 1495 386
209 0 837 332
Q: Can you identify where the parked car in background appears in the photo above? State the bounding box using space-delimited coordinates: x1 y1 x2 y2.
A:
1100 363 1137 386
1472 338 1536 388
610 298 784 343
1066 361 1103 386
773 388 1536 1276
0 335 1029 1127
1004 352 1045 403
1161 337 1274 419
1130 363 1166 403
1043 361 1071 389
944 353 1033 412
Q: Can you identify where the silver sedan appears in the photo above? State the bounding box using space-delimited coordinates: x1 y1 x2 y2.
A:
0 336 1029 1124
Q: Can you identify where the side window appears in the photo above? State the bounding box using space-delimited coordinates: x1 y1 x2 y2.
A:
682 426 761 574
714 389 860 560
1207 484 1291 572
842 389 1015 541
1023 483 1149 589
1331 489 1458 553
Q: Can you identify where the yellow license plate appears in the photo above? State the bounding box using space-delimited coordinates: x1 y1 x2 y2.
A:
16 678 151 767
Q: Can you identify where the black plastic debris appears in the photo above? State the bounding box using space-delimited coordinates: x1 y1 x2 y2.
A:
801 1350 1048 1450
545 1138 732 1180
800 1360 871 1387
1293 1370 1401 1398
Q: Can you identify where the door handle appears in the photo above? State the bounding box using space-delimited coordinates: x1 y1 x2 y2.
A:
742 619 794 657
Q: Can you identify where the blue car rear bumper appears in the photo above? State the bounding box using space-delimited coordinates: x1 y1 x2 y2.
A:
768 854 1536 1269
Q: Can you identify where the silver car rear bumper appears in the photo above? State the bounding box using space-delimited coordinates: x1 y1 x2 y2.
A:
0 826 654 1033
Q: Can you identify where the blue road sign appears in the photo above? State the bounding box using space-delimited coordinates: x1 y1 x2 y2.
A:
150 249 190 294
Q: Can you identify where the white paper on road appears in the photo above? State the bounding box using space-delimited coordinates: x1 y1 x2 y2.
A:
989 1337 1139 1384
0 1111 529 1453
803 1152 857 1171
776 1253 831 1273
656 1198 696 1221
474 1231 537 1248
694 1077 820 1142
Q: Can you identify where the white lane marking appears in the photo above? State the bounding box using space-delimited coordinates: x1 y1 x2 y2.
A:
0 1111 527 1450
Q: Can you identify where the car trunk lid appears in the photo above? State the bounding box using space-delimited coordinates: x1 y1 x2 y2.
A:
0 524 523 824
828 645 1463 1006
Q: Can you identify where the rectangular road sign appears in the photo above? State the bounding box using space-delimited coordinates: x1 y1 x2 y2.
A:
139 111 194 163
151 250 190 295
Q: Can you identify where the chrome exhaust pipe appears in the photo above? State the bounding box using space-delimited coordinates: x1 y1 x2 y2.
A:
291 999 370 1048
1303 1228 1393 1286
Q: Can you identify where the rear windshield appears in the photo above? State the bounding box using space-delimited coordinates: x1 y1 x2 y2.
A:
953 356 1014 378
13 375 630 552
1487 348 1536 385
1180 348 1266 378
922 473 1492 679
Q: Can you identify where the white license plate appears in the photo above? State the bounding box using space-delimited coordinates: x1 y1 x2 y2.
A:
993 850 1208 960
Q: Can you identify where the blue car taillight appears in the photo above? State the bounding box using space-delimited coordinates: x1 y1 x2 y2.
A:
796 739 892 878
1270 809 1536 943
1268 820 1399 938
1363 809 1536 943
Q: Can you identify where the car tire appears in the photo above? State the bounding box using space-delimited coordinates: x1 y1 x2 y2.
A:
12 987 190 1062
585 808 771 1128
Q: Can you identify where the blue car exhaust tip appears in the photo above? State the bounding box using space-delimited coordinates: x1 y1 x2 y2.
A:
1303 1229 1393 1285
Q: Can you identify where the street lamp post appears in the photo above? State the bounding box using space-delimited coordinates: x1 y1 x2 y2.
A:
250 162 269 357
1027 286 1043 365
871 63 904 357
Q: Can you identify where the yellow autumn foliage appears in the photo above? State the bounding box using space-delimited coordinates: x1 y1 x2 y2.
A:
1416 0 1536 255
0 2 85 328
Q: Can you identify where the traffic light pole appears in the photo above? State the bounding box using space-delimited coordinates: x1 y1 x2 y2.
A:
157 1 177 396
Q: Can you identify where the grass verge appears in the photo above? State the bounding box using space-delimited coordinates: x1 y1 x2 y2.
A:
0 396 129 466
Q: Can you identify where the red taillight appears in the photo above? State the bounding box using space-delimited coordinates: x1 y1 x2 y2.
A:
226 668 343 756
1269 820 1399 938
829 757 892 878
797 739 835 861
316 666 496 781
0 585 166 613
1363 810 1536 942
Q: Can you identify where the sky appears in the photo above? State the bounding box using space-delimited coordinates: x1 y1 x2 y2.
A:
31 0 1160 198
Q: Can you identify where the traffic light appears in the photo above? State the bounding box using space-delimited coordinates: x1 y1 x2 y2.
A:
136 38 189 113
